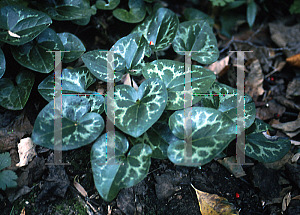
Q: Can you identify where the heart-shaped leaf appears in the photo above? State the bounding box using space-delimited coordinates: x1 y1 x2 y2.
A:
0 70 34 110
132 7 179 51
91 131 152 202
246 118 272 135
128 111 179 159
57 32 86 63
32 96 104 151
110 32 151 70
142 59 215 110
38 67 96 102
11 28 64 73
0 48 5 78
105 78 168 138
37 0 94 21
183 8 214 26
96 0 120 10
0 5 52 45
172 20 219 65
113 0 146 23
200 82 256 129
82 50 125 82
168 107 238 166
245 133 291 163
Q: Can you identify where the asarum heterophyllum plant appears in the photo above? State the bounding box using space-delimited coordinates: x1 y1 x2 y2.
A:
0 3 291 202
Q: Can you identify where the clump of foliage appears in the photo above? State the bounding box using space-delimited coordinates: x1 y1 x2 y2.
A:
0 0 291 202
290 0 300 14
0 152 18 190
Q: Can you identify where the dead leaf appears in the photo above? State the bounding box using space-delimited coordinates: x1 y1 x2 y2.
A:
20 207 25 215
286 78 300 99
217 156 246 178
191 184 238 215
271 118 300 134
73 180 88 198
207 54 231 77
292 195 300 200
291 152 300 163
121 73 138 91
282 192 291 212
286 53 300 68
291 140 300 145
16 137 36 167
245 59 264 102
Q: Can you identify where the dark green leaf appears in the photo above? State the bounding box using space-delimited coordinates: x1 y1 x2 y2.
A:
38 67 96 102
0 0 29 8
32 96 104 150
132 7 179 51
172 20 219 65
245 133 291 163
0 5 52 45
105 78 168 138
91 131 152 202
246 118 272 136
96 0 120 10
11 28 64 73
0 70 34 110
183 8 214 26
0 152 11 170
0 48 5 78
113 0 146 23
142 59 215 110
57 32 86 63
168 107 238 166
82 50 125 82
247 0 257 28
0 170 17 190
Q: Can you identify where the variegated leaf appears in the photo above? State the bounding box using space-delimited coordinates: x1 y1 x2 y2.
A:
245 133 291 163
80 92 105 114
32 96 104 151
110 32 151 70
82 50 125 82
38 67 96 102
37 0 94 21
0 5 52 45
11 28 64 73
105 78 168 138
96 0 120 10
168 107 238 166
172 20 219 65
245 118 272 135
142 60 215 110
200 82 256 129
128 111 179 159
91 131 152 202
57 32 86 63
0 70 34 110
0 48 5 79
132 7 179 51
113 0 146 23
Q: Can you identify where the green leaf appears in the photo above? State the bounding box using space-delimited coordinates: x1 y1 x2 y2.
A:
0 152 11 170
38 0 94 21
0 48 5 78
11 28 64 73
32 96 104 151
0 5 52 45
246 118 272 136
113 0 146 23
132 7 179 51
168 107 238 166
141 59 215 110
210 0 235 7
91 131 152 202
172 20 219 65
128 111 179 159
290 0 300 14
96 0 120 10
0 0 29 8
105 78 168 138
38 67 96 102
245 133 291 163
183 8 214 26
200 82 256 129
57 32 86 63
82 93 105 114
110 32 151 70
0 170 17 190
0 70 34 110
82 50 125 82
247 0 257 28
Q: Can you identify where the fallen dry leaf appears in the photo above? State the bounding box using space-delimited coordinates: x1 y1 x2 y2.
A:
16 137 36 167
73 180 88 198
286 78 300 99
286 53 300 68
292 195 300 200
245 59 264 102
271 118 300 138
121 73 138 91
217 156 246 178
291 152 300 163
20 207 25 215
282 192 291 212
191 184 238 215
207 54 231 77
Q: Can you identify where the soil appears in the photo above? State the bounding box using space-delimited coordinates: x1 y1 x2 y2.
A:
1 0 300 215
